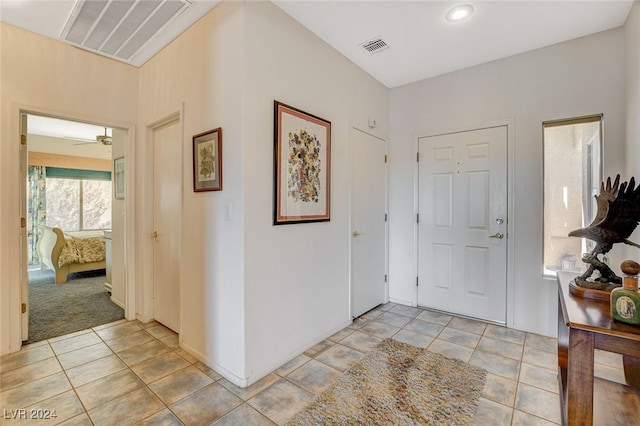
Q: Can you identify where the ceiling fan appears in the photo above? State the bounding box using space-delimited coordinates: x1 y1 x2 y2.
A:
66 128 112 146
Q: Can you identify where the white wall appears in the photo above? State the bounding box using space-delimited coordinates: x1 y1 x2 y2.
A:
626 3 640 180
389 28 626 337
0 22 138 355
241 1 389 383
137 1 247 382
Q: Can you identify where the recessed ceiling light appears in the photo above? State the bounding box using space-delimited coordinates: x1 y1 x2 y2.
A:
445 4 474 23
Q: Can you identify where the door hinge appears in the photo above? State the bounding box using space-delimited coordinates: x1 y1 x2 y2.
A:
384 274 388 283
416 213 419 223
21 303 26 313
385 213 388 222
384 154 388 163
416 277 419 287
416 152 420 162
20 135 26 145
20 217 26 228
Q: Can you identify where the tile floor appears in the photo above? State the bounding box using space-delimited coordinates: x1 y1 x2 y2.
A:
0 302 626 425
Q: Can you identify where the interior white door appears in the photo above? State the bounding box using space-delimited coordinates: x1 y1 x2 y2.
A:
418 126 507 323
152 119 181 332
351 128 387 318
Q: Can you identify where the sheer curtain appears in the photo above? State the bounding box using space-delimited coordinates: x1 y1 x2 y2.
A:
27 166 46 265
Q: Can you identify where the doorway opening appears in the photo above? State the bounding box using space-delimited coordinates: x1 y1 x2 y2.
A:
21 113 126 343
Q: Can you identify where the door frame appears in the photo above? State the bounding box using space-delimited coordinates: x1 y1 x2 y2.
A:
349 126 389 319
413 119 515 327
13 104 137 350
140 107 184 340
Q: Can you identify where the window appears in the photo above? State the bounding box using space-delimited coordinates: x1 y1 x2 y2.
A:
543 115 602 277
44 168 112 231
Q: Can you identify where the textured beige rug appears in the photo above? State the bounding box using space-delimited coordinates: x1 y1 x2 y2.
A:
288 338 487 425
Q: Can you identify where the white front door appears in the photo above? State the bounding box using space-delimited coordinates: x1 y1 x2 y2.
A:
351 128 387 318
152 118 181 332
418 126 507 323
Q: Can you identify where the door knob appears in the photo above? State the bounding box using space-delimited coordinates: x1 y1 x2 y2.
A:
352 230 361 237
152 231 158 239
489 232 504 239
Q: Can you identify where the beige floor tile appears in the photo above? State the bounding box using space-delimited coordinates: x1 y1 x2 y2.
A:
275 354 311 377
376 302 397 312
193 361 222 380
348 317 369 330
145 325 176 340
473 398 512 426
375 311 413 328
389 304 422 318
247 379 313 425
392 329 435 348
522 346 557 370
428 339 474 363
512 409 559 425
303 340 334 357
105 330 155 352
219 373 280 401
160 334 179 349
56 342 113 370
148 365 214 405
327 328 354 343
594 362 627 385
315 344 364 372
484 324 526 345
525 333 557 354
515 383 561 424
50 333 102 355
94 321 143 341
339 331 383 353
0 356 61 390
448 317 487 335
117 340 171 366
134 408 183 426
212 403 276 426
75 369 144 410
594 349 623 369
416 310 453 325
287 360 341 394
477 335 524 361
519 362 559 393
438 327 481 349
482 373 518 407
3 390 85 426
171 383 243 425
92 319 128 331
360 310 383 321
65 354 127 388
87 387 165 426
359 321 401 339
1 372 71 409
130 352 191 384
0 344 54 372
56 413 94 426
470 350 520 381
48 329 93 343
174 348 198 364
403 318 446 337
135 320 160 330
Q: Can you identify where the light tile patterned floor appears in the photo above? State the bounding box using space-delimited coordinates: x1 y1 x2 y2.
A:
0 303 626 425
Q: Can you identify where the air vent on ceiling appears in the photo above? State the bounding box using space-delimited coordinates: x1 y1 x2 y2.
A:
360 37 389 54
60 0 191 63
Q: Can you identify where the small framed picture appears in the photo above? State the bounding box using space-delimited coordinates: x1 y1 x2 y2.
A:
274 101 331 225
193 128 222 192
114 157 125 199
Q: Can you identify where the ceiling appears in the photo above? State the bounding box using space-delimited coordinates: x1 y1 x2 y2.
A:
0 1 634 88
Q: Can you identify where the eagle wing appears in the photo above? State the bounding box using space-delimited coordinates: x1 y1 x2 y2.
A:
586 175 619 229
592 176 640 242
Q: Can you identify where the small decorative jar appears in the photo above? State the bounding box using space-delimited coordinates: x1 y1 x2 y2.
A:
611 260 640 325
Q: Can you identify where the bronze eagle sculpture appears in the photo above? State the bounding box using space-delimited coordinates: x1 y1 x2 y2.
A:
568 175 640 291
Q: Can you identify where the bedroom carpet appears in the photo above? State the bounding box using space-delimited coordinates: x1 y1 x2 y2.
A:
25 269 124 344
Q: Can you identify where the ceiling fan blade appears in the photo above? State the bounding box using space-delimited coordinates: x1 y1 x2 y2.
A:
73 141 99 146
64 136 98 143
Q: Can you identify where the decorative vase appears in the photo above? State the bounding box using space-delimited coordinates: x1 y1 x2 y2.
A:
610 260 640 325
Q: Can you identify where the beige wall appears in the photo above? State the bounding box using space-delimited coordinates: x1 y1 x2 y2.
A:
0 22 138 354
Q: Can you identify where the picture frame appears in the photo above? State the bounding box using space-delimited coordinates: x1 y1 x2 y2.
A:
274 101 331 225
114 156 125 200
193 127 222 192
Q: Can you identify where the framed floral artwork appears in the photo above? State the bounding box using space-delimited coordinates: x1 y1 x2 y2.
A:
193 128 222 192
274 101 331 225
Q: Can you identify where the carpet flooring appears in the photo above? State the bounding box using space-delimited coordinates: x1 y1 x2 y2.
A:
25 268 124 344
288 338 487 426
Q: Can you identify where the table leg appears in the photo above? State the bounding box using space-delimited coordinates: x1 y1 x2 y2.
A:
623 355 640 388
567 328 594 425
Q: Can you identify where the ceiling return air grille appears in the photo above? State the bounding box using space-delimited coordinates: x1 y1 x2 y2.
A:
61 0 191 63
360 37 389 54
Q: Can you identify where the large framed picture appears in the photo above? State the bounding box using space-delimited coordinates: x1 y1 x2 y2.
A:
274 101 331 225
193 128 222 192
114 157 125 200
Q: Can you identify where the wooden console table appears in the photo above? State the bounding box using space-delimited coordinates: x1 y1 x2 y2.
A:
557 272 640 425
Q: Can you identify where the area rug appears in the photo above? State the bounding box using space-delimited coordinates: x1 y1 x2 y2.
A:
288 338 487 426
25 269 124 344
